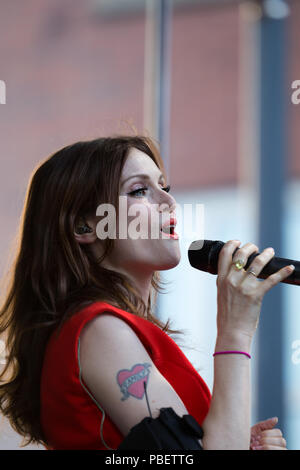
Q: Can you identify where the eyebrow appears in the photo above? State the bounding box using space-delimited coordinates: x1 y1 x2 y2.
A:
121 173 165 187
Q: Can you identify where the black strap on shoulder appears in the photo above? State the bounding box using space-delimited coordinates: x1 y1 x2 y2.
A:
117 407 204 450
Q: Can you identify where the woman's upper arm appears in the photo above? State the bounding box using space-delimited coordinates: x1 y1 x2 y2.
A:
78 313 189 437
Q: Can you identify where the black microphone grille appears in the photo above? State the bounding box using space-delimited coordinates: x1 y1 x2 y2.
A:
188 240 225 274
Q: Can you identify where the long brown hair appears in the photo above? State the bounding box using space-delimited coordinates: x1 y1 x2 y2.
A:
0 135 182 447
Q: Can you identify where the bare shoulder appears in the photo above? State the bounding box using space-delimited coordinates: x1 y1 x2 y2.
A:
79 312 152 374
80 312 142 346
89 312 135 330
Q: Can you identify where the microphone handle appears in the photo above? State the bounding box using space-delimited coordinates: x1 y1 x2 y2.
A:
207 241 300 286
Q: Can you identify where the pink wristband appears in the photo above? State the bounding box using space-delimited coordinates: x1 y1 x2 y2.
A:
213 350 251 359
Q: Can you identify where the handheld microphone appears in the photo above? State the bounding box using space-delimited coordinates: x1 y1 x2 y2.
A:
188 240 300 286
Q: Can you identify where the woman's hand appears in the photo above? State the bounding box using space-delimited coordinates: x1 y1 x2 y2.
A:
216 240 294 342
250 417 287 450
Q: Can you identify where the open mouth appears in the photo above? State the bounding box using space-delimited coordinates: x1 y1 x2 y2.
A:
160 216 179 239
160 225 179 239
161 225 175 235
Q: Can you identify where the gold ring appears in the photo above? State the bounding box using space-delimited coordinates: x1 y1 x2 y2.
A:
247 270 257 277
232 259 245 271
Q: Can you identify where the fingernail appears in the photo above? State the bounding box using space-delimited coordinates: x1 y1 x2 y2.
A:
289 265 295 271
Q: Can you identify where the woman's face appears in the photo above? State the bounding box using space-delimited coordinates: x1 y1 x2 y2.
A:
100 147 181 276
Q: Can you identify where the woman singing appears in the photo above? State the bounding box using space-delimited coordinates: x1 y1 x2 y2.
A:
0 135 288 450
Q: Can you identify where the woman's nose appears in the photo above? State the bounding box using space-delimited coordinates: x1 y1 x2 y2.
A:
158 192 177 215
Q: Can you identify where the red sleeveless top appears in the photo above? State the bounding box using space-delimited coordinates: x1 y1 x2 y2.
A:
40 301 211 450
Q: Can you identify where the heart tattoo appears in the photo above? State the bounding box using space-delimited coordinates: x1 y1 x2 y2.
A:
117 363 151 400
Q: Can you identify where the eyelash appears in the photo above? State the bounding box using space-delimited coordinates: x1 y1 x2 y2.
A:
128 185 171 197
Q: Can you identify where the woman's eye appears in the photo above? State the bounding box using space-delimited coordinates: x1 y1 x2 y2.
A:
128 185 170 197
128 187 148 197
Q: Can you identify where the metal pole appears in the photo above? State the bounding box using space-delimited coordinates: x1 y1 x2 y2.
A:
144 0 173 318
144 0 172 178
257 0 289 432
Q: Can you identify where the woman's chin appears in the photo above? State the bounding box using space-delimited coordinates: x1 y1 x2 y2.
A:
155 253 181 271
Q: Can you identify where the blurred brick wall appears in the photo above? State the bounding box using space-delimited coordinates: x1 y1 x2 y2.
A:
170 4 239 189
